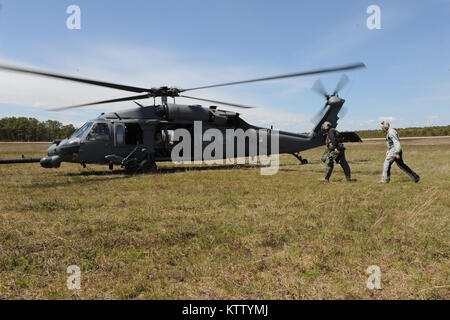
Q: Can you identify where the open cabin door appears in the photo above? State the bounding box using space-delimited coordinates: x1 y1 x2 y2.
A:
154 124 173 160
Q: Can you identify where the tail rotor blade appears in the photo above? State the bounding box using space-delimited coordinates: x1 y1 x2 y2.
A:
312 79 328 98
334 74 349 94
339 106 348 120
311 102 329 125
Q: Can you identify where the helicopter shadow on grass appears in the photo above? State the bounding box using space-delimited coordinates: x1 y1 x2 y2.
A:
58 164 310 181
65 163 268 176
67 161 326 176
62 160 372 177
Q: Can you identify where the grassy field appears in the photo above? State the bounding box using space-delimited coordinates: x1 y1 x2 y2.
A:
0 138 448 299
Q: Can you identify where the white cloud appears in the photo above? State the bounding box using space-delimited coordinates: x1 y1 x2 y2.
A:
378 116 396 122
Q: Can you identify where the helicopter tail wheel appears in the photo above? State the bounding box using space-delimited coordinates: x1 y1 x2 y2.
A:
293 152 308 165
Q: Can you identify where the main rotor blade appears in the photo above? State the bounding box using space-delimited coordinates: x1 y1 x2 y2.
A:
312 79 328 97
182 62 366 92
0 63 150 93
48 94 151 111
334 74 350 94
179 95 255 109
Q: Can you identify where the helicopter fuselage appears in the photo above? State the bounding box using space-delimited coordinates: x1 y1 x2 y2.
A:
39 98 346 171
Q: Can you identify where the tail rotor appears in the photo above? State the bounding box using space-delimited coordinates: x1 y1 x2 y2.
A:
311 74 351 125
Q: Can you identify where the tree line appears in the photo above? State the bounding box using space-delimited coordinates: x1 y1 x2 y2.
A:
355 125 449 139
0 117 77 141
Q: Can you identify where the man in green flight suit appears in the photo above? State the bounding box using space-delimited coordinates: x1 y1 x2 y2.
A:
319 121 353 182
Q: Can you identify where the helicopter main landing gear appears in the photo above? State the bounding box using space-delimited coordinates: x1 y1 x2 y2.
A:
292 152 308 165
121 146 157 173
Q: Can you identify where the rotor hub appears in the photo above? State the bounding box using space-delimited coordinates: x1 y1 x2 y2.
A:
149 87 180 98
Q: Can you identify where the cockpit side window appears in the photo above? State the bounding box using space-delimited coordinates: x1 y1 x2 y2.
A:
87 123 110 141
116 125 125 146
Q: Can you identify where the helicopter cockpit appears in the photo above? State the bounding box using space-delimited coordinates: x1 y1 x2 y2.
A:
68 121 112 142
86 122 110 141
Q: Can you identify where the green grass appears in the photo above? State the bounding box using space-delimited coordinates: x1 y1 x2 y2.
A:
0 138 449 299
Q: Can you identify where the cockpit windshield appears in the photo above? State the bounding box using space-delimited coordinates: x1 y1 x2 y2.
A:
70 122 92 139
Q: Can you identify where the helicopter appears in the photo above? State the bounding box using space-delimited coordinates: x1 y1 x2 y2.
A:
0 62 364 172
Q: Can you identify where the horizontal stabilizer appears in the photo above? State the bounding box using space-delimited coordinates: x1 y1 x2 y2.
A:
340 131 362 143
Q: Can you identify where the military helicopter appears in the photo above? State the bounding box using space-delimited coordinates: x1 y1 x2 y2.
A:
0 62 364 172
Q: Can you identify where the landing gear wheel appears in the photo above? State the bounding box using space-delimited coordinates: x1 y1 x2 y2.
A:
138 159 157 173
301 159 308 165
124 158 139 173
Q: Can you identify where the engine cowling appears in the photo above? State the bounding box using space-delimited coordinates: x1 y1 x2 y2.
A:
166 104 210 121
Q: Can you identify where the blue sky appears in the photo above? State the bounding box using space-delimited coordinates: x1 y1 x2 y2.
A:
0 0 448 132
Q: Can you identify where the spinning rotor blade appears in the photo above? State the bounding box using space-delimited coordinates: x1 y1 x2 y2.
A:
311 102 329 125
180 95 255 109
0 63 150 93
48 94 151 111
339 106 348 120
182 62 366 92
334 74 349 94
312 79 328 97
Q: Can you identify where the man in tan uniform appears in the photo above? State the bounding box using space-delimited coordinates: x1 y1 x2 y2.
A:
380 121 420 183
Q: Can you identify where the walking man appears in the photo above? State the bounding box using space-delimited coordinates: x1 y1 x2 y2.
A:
380 120 420 183
320 121 353 182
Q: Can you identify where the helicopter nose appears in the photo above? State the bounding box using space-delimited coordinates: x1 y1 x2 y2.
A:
47 137 81 157
47 143 58 156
